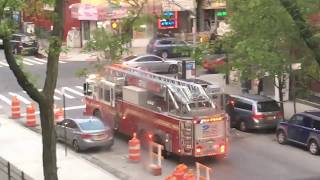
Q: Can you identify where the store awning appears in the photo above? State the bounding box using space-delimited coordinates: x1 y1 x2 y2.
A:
69 3 129 21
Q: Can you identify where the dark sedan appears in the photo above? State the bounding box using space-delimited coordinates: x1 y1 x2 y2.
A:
10 33 39 55
146 38 191 58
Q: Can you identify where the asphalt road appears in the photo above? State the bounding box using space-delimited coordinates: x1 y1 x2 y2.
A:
1 51 320 180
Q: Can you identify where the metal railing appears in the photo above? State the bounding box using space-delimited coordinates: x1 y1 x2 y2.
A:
0 156 33 180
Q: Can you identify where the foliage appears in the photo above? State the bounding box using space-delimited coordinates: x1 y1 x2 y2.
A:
84 28 128 64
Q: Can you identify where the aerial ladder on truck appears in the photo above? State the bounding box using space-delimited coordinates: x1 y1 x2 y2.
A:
104 64 216 112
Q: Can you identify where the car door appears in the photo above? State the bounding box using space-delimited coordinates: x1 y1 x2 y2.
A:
56 119 69 140
287 115 304 143
65 120 79 145
159 39 173 55
147 56 167 72
233 98 253 125
133 56 152 70
298 116 313 144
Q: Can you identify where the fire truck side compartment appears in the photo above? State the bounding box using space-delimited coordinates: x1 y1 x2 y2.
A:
122 86 148 106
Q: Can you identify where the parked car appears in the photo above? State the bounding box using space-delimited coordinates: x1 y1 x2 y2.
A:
276 111 320 155
202 54 226 73
122 54 179 74
146 38 191 58
55 117 114 152
10 33 39 55
225 94 283 131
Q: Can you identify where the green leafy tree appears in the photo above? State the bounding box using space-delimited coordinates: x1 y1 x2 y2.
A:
0 0 63 179
225 0 311 112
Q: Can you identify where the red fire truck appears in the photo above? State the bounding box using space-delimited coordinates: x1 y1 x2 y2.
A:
83 64 230 158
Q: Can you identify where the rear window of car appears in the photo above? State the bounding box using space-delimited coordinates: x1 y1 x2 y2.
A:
79 120 105 131
257 101 280 112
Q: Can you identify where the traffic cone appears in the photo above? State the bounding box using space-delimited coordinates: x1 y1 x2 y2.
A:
128 133 140 163
26 104 36 127
173 164 188 180
55 107 64 123
166 175 177 180
11 96 21 119
183 169 195 180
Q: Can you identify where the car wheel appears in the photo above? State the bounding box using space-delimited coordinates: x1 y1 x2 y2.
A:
168 65 178 74
308 140 319 155
277 130 287 144
239 120 247 132
73 140 81 152
161 51 168 59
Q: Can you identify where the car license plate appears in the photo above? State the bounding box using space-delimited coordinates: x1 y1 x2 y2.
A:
266 116 275 120
94 134 107 141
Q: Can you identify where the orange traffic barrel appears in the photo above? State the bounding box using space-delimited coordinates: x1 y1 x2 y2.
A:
173 164 188 180
11 96 21 119
55 107 64 123
166 175 177 180
128 133 140 162
183 169 195 180
26 104 36 127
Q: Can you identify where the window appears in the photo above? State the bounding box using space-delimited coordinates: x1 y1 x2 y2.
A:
149 56 163 62
289 115 304 125
302 117 313 128
234 100 252 111
98 87 103 100
174 40 186 45
257 101 280 112
313 120 320 130
136 57 149 62
104 89 110 102
159 40 172 45
66 120 78 129
79 120 105 131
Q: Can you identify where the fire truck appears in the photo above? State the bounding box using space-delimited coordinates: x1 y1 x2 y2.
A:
83 64 230 158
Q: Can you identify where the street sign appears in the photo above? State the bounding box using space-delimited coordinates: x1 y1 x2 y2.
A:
291 63 302 70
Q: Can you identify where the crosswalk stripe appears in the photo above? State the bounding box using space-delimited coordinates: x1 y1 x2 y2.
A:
27 90 61 100
33 58 47 63
0 94 11 105
23 58 44 65
0 61 9 66
22 61 33 66
63 87 83 96
75 86 83 90
54 89 75 99
8 92 31 104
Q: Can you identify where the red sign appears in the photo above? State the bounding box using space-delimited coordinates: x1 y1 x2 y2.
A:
158 11 178 29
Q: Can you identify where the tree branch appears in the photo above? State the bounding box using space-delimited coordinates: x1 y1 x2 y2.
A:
3 38 44 102
279 0 320 66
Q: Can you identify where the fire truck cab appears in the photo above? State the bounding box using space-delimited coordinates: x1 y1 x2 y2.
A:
83 65 230 158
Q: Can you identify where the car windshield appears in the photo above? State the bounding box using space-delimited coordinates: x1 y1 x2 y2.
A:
257 101 280 112
78 120 105 131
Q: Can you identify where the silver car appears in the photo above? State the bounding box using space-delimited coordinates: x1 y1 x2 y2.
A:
122 54 179 74
56 117 114 152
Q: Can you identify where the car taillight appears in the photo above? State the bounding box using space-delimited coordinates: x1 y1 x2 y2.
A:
80 133 92 139
252 113 265 120
196 146 202 153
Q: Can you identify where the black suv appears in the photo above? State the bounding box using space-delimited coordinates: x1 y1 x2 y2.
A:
226 94 283 131
277 111 320 155
146 38 191 58
10 33 39 55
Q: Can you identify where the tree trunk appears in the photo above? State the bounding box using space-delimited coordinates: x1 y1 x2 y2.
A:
39 100 58 180
277 75 284 113
279 0 320 66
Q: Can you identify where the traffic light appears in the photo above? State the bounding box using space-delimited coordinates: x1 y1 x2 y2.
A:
216 10 227 17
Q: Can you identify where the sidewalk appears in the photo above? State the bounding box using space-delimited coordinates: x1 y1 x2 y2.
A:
0 115 119 180
198 74 319 119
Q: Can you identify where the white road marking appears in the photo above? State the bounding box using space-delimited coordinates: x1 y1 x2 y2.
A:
21 105 85 116
8 92 31 104
75 86 83 90
33 58 47 63
0 62 9 66
59 60 67 64
63 87 83 96
24 58 44 65
54 89 75 99
26 89 61 100
0 94 11 105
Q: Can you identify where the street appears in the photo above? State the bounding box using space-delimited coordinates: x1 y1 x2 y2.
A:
1 50 320 180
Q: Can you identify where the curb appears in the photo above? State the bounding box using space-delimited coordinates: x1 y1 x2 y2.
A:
296 98 320 109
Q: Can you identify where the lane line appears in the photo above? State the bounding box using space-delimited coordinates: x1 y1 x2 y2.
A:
63 87 83 96
55 89 75 99
0 62 9 66
21 105 85 116
24 58 44 65
33 58 47 63
75 86 83 90
0 94 11 105
8 92 31 104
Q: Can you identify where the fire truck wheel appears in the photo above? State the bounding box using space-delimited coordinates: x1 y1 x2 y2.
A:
153 135 171 159
93 109 102 119
168 65 178 74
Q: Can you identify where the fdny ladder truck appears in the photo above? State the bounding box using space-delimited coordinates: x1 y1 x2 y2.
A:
83 64 230 158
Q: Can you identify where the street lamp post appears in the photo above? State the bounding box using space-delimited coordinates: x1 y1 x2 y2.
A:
61 87 67 156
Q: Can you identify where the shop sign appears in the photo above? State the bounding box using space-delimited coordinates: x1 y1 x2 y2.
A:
201 0 226 9
158 11 178 29
162 0 195 11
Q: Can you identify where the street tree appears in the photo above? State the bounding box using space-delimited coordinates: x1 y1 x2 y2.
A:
225 0 310 112
0 0 64 179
